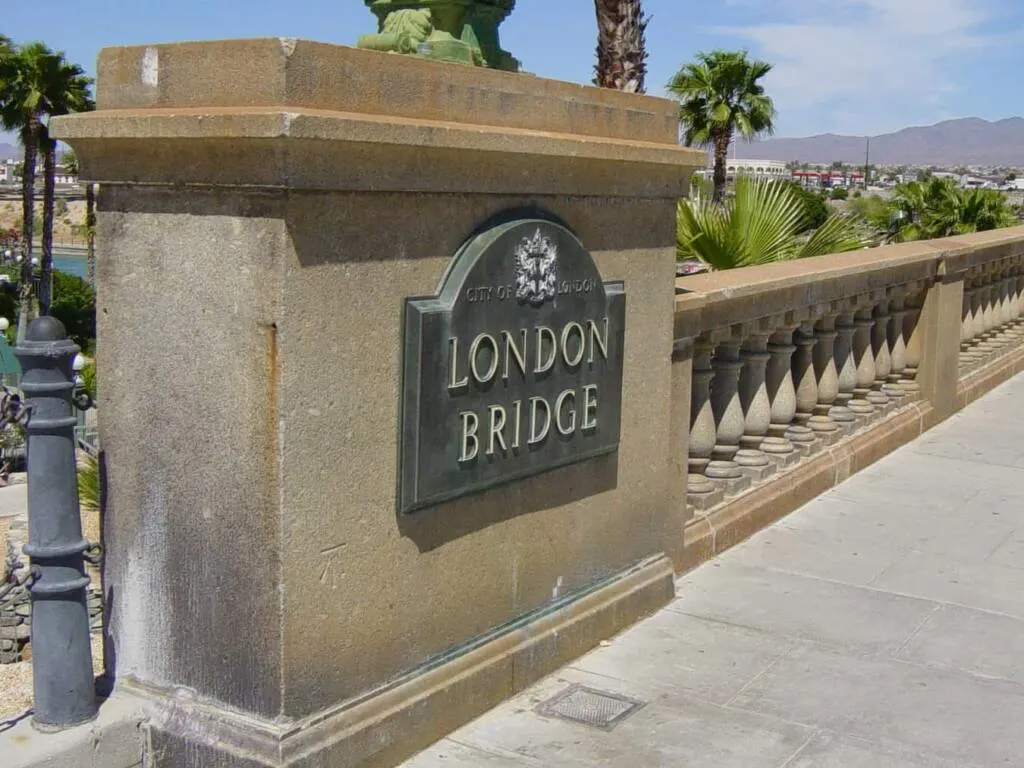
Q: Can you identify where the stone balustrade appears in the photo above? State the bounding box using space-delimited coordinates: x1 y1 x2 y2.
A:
674 227 1024 567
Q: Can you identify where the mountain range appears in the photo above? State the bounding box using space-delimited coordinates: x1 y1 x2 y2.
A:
4 117 1024 167
740 118 1024 167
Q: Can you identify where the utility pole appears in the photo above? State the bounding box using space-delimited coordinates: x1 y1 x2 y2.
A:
864 136 871 188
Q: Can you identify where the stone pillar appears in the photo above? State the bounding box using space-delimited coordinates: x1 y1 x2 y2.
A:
53 38 704 767
917 269 966 420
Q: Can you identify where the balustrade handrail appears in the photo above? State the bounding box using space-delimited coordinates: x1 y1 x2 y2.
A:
674 226 1024 341
674 225 1024 527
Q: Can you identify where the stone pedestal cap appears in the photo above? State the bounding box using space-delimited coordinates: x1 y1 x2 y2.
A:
51 38 703 195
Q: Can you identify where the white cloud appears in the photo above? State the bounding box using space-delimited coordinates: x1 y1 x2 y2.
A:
709 0 1013 135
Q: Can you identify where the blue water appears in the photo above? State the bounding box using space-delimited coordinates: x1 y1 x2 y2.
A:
54 255 87 280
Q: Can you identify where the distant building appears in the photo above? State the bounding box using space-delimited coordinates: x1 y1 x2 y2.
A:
792 170 864 189
54 166 77 186
0 159 77 186
723 159 789 181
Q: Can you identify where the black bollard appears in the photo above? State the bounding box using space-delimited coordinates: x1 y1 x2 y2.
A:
15 316 96 730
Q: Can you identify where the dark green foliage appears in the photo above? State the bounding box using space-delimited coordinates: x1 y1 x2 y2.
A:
831 187 849 201
778 181 829 232
81 359 96 401
50 270 95 349
77 450 99 513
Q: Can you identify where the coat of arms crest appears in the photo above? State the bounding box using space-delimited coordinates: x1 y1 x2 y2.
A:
514 228 558 306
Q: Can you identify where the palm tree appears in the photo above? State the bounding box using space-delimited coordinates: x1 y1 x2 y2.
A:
677 177 872 270
888 178 1015 242
0 42 92 330
668 50 776 203
0 42 45 341
62 148 95 284
34 58 92 316
593 0 648 93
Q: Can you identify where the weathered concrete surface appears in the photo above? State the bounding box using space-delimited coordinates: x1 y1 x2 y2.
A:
4 691 146 768
404 372 1024 767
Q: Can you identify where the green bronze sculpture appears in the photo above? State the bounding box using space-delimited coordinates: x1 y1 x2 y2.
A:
359 0 519 71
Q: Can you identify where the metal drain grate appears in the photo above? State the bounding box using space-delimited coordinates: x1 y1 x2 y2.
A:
536 684 645 731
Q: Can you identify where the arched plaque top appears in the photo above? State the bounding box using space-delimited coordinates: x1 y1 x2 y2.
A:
398 213 626 515
435 218 607 309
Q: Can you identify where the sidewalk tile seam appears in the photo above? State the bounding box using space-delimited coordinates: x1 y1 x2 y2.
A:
723 645 798 709
982 526 1021 563
890 603 943 659
774 729 820 768
446 736 539 767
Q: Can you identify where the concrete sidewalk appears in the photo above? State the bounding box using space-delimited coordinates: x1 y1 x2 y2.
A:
403 374 1024 767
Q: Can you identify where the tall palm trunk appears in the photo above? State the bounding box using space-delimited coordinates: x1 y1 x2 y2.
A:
39 135 55 316
16 118 39 345
712 130 732 204
594 0 648 94
85 183 96 286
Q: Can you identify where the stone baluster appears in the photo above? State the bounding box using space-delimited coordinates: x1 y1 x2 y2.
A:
960 279 979 367
811 315 850 435
969 274 995 360
736 331 779 478
835 312 871 420
998 267 1013 331
900 291 923 393
686 337 723 508
787 324 824 451
997 265 1020 340
707 339 750 494
766 326 813 455
688 337 716 475
988 268 1008 346
871 300 902 399
1009 264 1023 331
853 306 888 413
1011 264 1019 327
978 272 996 350
974 274 999 358
886 292 909 387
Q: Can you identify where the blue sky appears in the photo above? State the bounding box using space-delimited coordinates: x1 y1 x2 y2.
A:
3 0 1024 141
